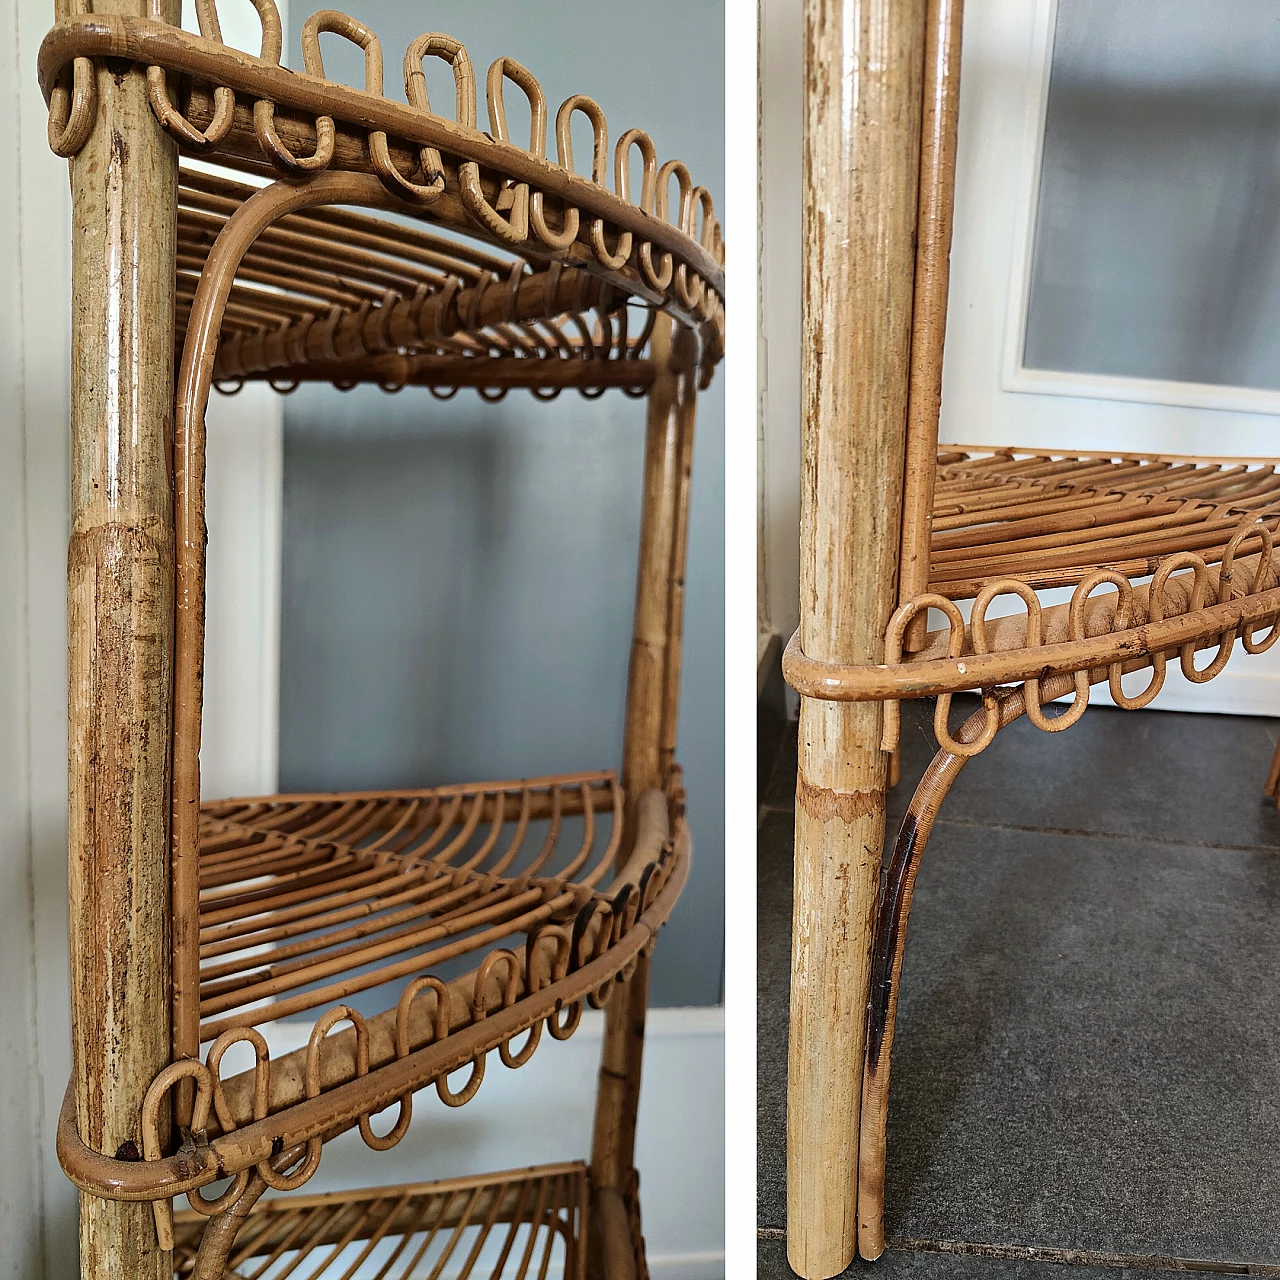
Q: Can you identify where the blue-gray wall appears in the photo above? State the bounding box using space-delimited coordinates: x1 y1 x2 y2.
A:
279 0 725 1007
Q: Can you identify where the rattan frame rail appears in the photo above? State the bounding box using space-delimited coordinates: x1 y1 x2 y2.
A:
47 3 720 1277
783 0 1280 1275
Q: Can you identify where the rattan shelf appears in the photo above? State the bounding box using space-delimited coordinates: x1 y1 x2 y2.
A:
171 1164 592 1280
45 3 721 1276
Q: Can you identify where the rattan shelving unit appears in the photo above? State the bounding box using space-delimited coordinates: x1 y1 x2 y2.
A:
38 5 723 1277
782 1 1280 1275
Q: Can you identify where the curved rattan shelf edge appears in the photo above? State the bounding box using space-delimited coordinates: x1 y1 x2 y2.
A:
38 16 725 300
228 354 658 392
56 836 689 1204
784 578 1280 701
945 443 1280 468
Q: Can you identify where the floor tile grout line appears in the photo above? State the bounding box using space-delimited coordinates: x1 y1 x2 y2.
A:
756 1230 1280 1276
758 802 1280 857
931 816 1280 856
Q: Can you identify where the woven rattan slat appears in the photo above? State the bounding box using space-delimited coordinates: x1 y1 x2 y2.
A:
171 1164 590 1280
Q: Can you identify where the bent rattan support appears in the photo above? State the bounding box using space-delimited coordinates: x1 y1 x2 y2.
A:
856 671 1095 1259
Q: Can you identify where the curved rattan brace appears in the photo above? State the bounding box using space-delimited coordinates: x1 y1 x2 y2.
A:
855 672 1077 1260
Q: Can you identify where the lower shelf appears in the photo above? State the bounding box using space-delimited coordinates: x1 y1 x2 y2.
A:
172 1163 598 1279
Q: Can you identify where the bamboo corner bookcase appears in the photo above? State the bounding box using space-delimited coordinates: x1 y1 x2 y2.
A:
782 0 1280 1276
39 4 723 1277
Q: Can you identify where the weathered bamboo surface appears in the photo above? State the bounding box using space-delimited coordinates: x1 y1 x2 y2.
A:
66 0 179 1275
789 0 927 1275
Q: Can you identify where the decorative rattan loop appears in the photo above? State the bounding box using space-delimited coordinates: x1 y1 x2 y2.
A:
971 580 1061 732
527 93 599 252
662 164 704 312
1164 548 1232 683
456 56 545 244
403 32 476 202
1122 550 1207 709
689 186 718 321
1057 569 1137 709
420 275 461 345
145 0 235 151
306 1003 395 1153
475 948 539 1068
205 1027 270 1135
1228 519 1280 654
286 18 435 202
380 974 449 1149
524 924 578 1040
882 593 971 754
501 260 525 323
140 1058 214 1248
47 53 95 157
641 159 690 293
435 986 486 1107
245 1 337 174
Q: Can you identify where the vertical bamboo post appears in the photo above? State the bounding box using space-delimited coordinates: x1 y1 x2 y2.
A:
788 0 926 1276
66 2 179 1275
898 0 966 653
591 312 697 1219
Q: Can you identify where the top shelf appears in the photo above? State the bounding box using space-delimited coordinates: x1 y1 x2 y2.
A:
40 4 725 396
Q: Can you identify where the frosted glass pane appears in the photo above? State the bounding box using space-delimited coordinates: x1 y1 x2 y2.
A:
1024 1 1280 390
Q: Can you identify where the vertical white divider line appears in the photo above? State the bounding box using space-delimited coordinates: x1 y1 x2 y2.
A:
726 0 759 1274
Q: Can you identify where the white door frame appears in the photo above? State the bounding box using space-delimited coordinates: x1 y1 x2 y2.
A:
943 0 1280 714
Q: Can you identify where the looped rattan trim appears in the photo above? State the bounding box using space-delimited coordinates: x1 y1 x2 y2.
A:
146 0 234 152
38 6 725 332
809 517 1280 759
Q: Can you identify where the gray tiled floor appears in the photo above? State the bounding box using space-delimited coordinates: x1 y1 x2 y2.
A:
758 1238 1200 1279
759 699 1280 1276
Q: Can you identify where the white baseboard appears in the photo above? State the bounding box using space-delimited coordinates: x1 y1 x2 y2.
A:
648 1250 726 1278
1082 665 1280 717
257 1006 724 1277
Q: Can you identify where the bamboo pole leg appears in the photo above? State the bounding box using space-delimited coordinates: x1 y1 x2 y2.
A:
590 314 696 1273
590 953 651 1204
789 0 926 1274
67 4 180 1275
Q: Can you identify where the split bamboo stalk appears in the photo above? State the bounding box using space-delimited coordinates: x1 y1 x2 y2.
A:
66 1 179 1274
789 0 927 1275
